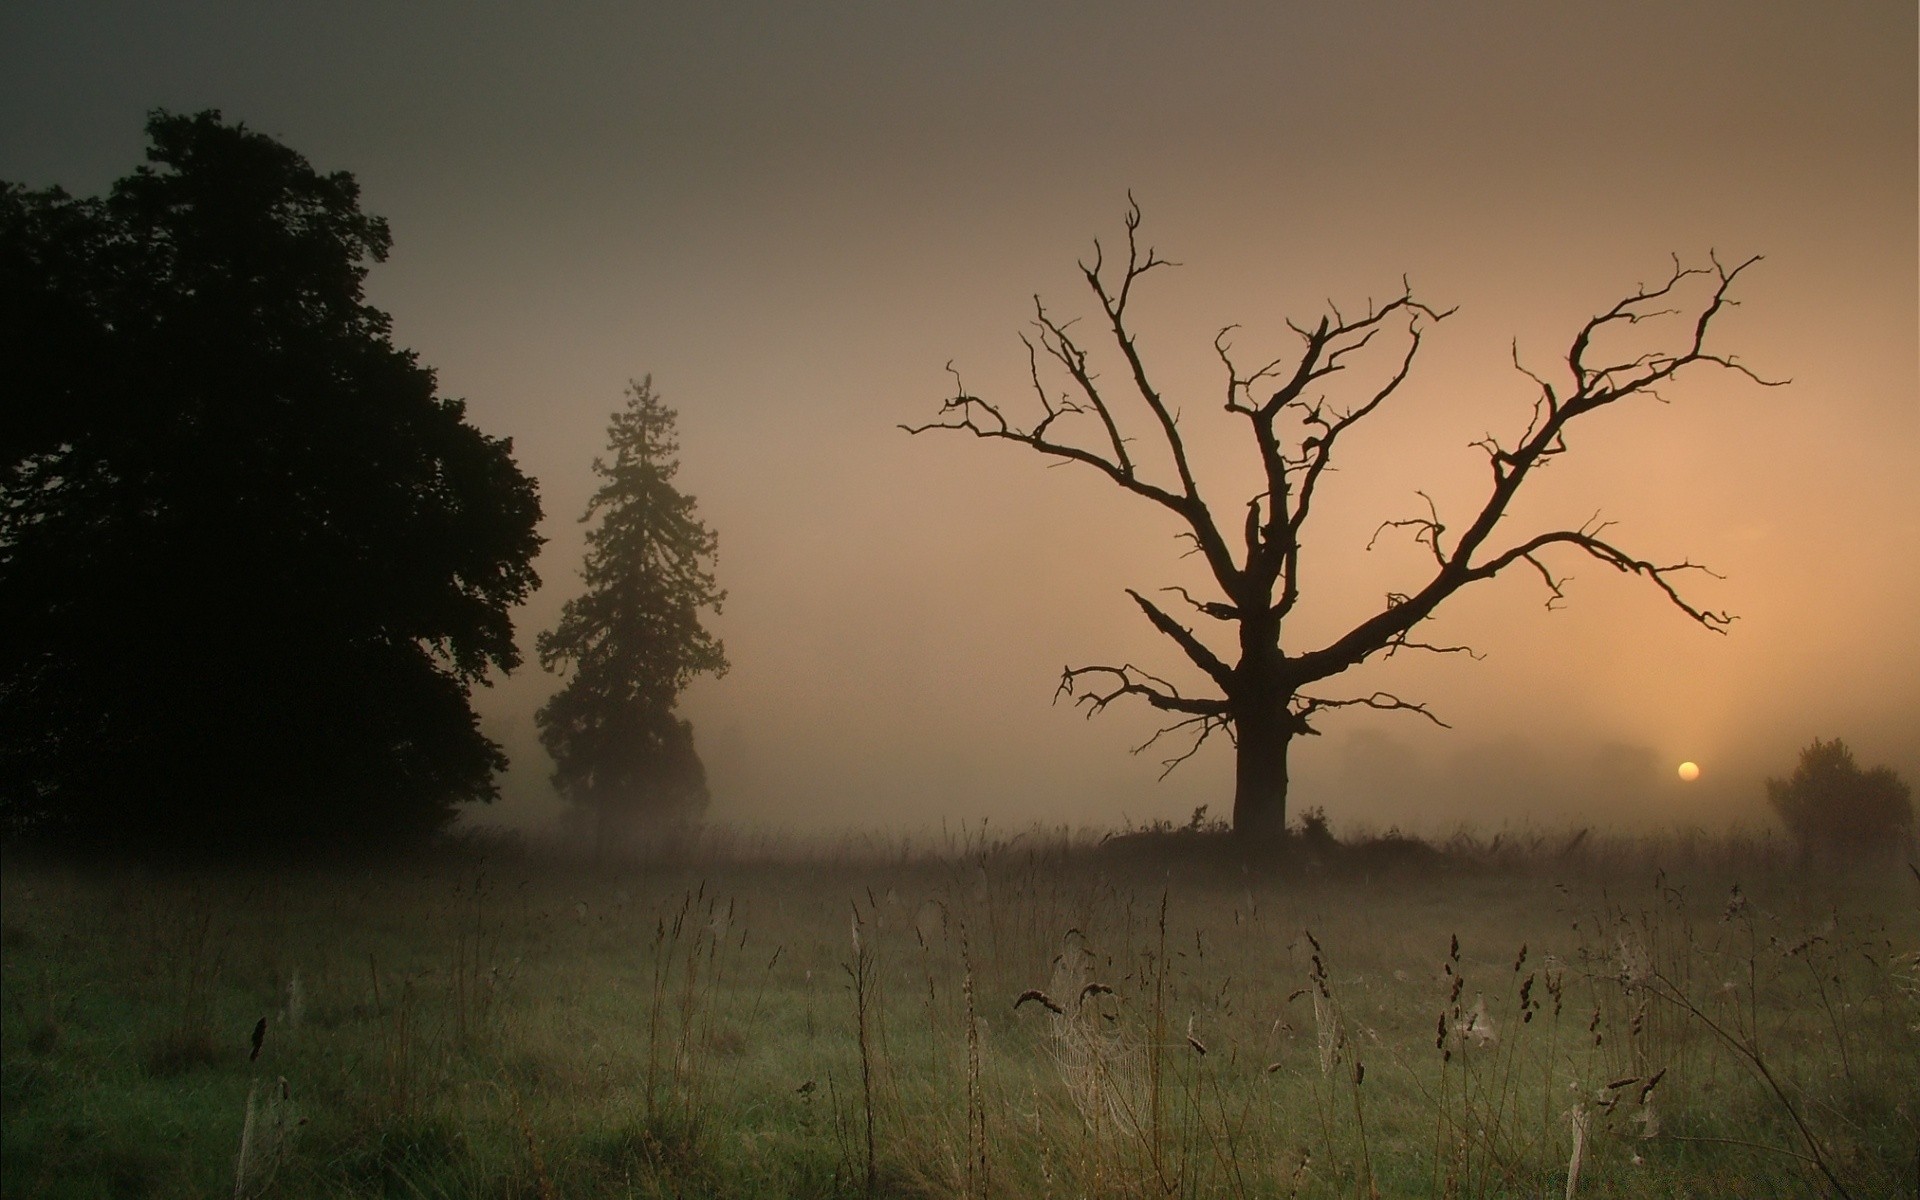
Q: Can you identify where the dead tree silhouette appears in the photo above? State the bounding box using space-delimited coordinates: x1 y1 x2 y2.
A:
906 201 1778 839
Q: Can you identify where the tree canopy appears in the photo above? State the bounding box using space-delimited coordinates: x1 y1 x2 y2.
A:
537 378 726 846
0 110 544 849
1767 738 1914 861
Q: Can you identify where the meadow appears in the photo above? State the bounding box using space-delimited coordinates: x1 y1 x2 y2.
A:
2 826 1915 1199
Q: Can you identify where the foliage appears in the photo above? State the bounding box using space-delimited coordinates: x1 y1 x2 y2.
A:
0 110 544 848
1766 738 1913 859
537 378 726 841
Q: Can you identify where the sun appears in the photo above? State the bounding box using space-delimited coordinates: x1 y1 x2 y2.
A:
1677 761 1701 782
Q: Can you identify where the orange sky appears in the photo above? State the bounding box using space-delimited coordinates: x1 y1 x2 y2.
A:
5 1 1915 835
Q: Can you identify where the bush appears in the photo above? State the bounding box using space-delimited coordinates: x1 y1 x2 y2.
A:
1766 738 1913 860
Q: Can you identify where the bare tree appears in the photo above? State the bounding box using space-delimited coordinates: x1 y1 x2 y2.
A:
906 202 1777 839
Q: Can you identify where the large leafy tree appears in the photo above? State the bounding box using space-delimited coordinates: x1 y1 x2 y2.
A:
0 110 543 848
908 203 1774 839
537 378 727 846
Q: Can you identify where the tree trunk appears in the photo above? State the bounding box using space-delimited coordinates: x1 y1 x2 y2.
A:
1232 702 1294 840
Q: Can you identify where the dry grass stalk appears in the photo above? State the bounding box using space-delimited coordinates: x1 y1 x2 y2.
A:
233 1077 296 1200
285 970 304 1030
961 922 988 1200
847 900 878 1198
511 1088 555 1200
1563 1102 1589 1200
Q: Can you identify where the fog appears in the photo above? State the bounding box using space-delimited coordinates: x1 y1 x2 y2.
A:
5 1 1914 836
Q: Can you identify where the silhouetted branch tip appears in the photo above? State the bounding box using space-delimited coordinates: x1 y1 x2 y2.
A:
1134 712 1232 778
1297 691 1450 729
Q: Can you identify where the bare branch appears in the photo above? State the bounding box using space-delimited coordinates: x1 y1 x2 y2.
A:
1472 526 1736 631
1213 326 1293 416
1056 661 1232 777
1510 339 1559 411
1381 630 1483 662
1134 712 1234 778
1563 254 1785 417
1127 588 1235 689
1258 293 1452 619
907 203 1249 603
1294 691 1452 729
1365 491 1448 568
1299 253 1770 685
1056 663 1227 719
1290 318 1428 528
1160 585 1240 622
1082 200 1215 542
901 357 1192 517
1102 192 1181 315
1031 298 1134 476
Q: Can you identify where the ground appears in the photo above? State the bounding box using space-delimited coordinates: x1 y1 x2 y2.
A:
2 829 1915 1198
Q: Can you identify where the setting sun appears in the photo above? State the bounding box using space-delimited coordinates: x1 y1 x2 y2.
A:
1678 761 1702 782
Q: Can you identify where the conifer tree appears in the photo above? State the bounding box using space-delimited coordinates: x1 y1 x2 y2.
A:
537 378 727 846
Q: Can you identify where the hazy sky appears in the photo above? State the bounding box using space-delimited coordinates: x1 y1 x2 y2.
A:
5 2 1915 836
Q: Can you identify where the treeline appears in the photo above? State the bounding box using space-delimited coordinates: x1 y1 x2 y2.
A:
2 112 723 854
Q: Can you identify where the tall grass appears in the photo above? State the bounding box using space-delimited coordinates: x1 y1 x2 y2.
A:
2 830 1915 1197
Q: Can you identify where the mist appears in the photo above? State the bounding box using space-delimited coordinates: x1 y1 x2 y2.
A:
5 0 1913 840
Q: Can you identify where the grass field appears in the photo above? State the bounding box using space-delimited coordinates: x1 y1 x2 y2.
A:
3 828 1916 1198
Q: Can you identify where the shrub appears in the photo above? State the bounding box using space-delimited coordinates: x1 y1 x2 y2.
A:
1766 738 1913 860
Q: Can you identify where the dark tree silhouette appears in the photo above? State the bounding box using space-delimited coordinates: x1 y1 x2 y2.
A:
1767 738 1914 862
907 203 1776 839
0 110 544 848
537 378 727 849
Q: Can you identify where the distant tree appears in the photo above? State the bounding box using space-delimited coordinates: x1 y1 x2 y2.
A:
0 110 544 848
907 202 1776 839
536 378 727 848
1767 738 1914 862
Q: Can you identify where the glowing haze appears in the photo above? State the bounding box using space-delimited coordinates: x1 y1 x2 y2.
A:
4 2 1914 836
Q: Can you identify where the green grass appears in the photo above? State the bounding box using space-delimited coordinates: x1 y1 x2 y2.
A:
2 833 1915 1198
